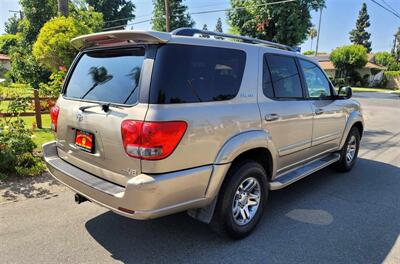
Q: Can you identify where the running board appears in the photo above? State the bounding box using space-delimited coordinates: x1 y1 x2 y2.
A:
270 153 340 190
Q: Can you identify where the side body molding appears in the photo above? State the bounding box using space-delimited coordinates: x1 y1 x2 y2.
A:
339 110 364 149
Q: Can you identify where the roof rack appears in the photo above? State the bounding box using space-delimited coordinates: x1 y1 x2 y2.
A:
171 27 296 52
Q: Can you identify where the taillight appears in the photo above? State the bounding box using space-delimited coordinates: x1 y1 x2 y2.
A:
121 120 187 160
50 106 60 132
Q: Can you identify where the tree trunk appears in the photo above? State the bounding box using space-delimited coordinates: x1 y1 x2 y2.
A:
33 89 42 129
58 0 68 17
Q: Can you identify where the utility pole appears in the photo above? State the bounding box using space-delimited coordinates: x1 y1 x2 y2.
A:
8 10 23 19
164 0 171 32
315 7 323 56
58 0 69 17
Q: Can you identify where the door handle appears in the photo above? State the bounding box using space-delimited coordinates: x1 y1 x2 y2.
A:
315 108 324 115
265 113 280 122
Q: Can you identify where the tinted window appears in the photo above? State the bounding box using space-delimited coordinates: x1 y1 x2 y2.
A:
262 56 274 98
150 44 246 104
265 54 303 98
65 48 145 105
300 59 332 98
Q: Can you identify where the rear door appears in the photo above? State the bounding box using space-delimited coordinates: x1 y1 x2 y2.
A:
258 52 314 173
56 46 151 186
298 59 346 155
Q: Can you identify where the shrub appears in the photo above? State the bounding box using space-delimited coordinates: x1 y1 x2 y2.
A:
39 68 67 97
303 50 315 55
0 96 45 178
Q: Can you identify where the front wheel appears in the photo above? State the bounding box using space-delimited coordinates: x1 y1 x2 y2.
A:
334 127 360 172
211 160 268 239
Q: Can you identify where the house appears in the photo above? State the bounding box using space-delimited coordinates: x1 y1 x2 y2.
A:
311 54 386 85
0 54 11 79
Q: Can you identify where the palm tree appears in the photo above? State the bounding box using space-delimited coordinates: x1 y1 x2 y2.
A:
309 27 318 51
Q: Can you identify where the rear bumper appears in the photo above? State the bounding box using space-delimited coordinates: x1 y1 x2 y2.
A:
43 141 229 220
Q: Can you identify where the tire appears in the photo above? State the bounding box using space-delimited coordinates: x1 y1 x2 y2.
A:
334 127 360 172
210 160 268 239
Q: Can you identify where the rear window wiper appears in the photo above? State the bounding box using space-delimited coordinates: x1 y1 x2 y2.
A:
79 102 123 113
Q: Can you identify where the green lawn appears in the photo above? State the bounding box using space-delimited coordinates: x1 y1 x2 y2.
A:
21 115 54 150
351 87 396 93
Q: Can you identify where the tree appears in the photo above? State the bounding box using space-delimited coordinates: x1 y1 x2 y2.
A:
4 14 20 34
375 51 400 71
86 0 135 30
9 46 51 89
349 3 371 53
308 27 317 51
201 24 210 38
152 0 195 32
215 17 224 39
0 34 19 55
70 4 104 32
19 0 58 44
330 44 368 81
33 17 92 71
215 17 223 33
227 0 325 46
58 0 69 17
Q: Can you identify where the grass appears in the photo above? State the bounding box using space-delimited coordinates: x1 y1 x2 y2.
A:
21 115 54 150
0 83 32 98
351 87 396 93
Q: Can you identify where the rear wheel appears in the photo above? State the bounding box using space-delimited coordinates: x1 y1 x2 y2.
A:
211 160 268 239
334 127 360 172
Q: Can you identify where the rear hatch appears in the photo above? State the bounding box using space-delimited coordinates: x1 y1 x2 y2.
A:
56 45 150 186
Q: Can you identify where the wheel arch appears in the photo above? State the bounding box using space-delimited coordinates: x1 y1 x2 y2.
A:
339 111 364 149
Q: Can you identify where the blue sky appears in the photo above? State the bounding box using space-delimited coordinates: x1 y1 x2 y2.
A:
0 0 399 53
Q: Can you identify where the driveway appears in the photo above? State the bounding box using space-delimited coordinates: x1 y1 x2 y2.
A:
1 92 399 264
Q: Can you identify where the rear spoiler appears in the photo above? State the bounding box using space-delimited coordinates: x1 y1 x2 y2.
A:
70 30 171 50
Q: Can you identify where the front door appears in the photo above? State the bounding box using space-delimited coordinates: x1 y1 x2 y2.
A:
258 52 314 173
298 59 346 156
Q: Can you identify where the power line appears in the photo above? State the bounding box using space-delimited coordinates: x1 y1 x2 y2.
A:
380 0 400 16
102 2 230 25
370 0 400 19
102 0 297 31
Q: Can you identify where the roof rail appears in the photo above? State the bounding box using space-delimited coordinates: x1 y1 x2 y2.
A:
171 27 296 52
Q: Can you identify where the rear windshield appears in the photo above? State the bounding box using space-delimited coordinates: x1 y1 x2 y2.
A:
150 44 246 104
64 48 145 105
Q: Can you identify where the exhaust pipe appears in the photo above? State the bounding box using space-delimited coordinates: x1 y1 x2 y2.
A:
74 193 88 204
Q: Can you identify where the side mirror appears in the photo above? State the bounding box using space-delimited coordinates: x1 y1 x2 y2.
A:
338 86 352 99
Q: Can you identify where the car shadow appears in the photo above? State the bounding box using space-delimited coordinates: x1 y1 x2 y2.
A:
85 158 400 263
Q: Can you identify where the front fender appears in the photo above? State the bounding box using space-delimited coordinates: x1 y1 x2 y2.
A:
339 110 364 149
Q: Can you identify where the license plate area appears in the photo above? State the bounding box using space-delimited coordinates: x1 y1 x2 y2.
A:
74 129 95 153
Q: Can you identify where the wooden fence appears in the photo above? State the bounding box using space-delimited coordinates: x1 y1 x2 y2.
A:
0 90 57 128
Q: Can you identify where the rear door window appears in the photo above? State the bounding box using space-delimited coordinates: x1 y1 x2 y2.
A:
150 44 246 104
264 54 303 99
64 48 145 105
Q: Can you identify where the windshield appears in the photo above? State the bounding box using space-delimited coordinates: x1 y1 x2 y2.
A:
64 48 145 105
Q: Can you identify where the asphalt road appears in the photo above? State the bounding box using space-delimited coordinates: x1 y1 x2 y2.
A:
1 92 400 264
